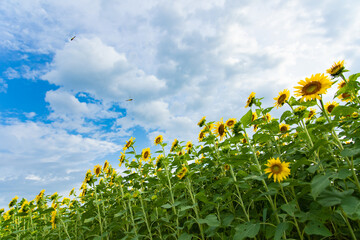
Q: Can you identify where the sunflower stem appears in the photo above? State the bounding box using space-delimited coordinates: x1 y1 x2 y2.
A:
91 182 104 237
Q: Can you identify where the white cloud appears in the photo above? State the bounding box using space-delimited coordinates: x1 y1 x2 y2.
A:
0 78 7 93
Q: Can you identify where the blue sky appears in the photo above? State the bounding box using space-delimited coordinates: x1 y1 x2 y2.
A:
1 0 360 209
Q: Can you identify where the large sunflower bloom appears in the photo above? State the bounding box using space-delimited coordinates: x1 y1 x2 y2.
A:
141 148 151 161
154 135 163 145
279 123 290 134
326 60 345 77
212 118 227 141
225 118 236 128
245 92 256 108
264 158 290 182
274 89 290 108
324 101 339 114
123 137 135 152
294 73 332 101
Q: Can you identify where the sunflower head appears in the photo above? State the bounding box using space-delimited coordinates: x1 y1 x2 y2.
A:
274 89 290 108
245 92 256 108
224 164 230 171
84 169 93 184
8 196 18 208
263 113 272 122
103 160 109 172
35 190 45 204
212 118 227 141
264 158 290 182
177 166 188 180
253 124 258 132
119 152 125 167
50 210 57 229
232 122 243 136
50 192 58 201
225 118 236 128
251 112 257 122
306 108 316 120
170 139 179 152
123 137 135 152
294 73 332 101
352 112 359 119
154 135 163 145
293 106 307 118
197 116 206 127
324 101 339 114
93 164 101 177
186 141 193 152
69 188 75 196
279 123 290 134
198 130 206 141
326 60 345 77
141 148 151 161
337 92 353 102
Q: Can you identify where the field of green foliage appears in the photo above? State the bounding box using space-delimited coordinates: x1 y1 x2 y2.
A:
1 61 360 239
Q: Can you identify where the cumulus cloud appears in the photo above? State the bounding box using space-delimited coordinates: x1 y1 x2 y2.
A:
0 78 7 93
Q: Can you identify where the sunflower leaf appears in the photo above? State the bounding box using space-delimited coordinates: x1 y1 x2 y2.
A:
241 110 253 127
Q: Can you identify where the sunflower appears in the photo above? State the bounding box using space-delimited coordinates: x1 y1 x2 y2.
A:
93 164 101 177
279 123 290 134
177 166 188 180
141 148 151 161
264 158 290 182
186 141 193 152
103 160 109 172
119 152 125 167
253 124 258 132
197 116 206 127
245 92 256 108
84 169 93 184
35 190 45 203
154 135 163 145
293 106 307 117
337 92 353 102
274 89 290 108
123 137 135 152
264 113 272 122
352 112 359 119
324 101 339 114
306 108 316 120
8 196 18 208
50 192 58 201
50 210 57 229
225 118 236 128
212 118 227 141
69 188 75 196
326 60 345 77
198 130 206 141
294 73 332 101
224 164 230 171
170 139 179 152
251 112 257 122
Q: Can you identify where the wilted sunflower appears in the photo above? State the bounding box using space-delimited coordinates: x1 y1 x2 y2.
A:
245 92 256 108
119 152 125 167
93 164 101 177
324 101 339 114
279 123 290 134
177 166 188 179
264 158 290 182
142 148 151 161
186 141 193 152
8 196 18 208
274 89 290 108
213 118 227 141
123 137 135 152
170 139 179 152
326 60 345 77
154 135 163 145
294 73 332 101
197 116 206 127
225 118 236 128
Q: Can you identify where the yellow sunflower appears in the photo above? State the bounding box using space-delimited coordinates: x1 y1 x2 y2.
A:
198 130 206 141
186 141 193 152
177 166 188 180
84 169 93 183
225 118 236 128
123 137 135 152
306 108 316 120
93 164 101 177
197 116 206 127
69 188 75 196
274 89 290 108
119 152 125 167
245 92 256 108
326 60 345 77
212 118 227 141
279 123 290 134
263 113 272 122
103 160 109 172
8 196 18 208
294 73 332 101
154 135 163 145
35 190 45 203
253 124 258 132
224 164 230 171
50 210 57 229
170 139 179 152
324 101 339 114
264 158 290 182
141 148 151 161
251 112 257 122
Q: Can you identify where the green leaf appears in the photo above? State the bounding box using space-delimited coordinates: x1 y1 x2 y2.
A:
341 147 360 157
179 205 195 212
304 220 332 237
349 73 360 82
233 222 260 240
310 174 331 199
253 133 271 143
198 214 220 227
281 201 297 217
161 203 172 209
222 214 234 227
178 233 193 240
331 105 358 118
241 110 253 127
280 110 293 123
84 217 96 223
274 222 290 240
341 196 360 217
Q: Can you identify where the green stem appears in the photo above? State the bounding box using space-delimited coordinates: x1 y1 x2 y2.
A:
60 218 71 239
139 193 153 240
340 209 357 240
127 198 138 237
92 183 104 237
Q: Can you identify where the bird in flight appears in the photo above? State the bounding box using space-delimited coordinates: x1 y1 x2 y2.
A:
126 98 133 101
70 36 76 41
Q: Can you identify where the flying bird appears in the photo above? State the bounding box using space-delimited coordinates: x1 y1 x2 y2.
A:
70 36 76 41
126 98 133 101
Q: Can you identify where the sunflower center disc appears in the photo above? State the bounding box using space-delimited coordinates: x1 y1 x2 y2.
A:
304 81 321 95
144 152 148 159
342 93 351 98
327 105 335 113
280 127 287 132
278 94 287 104
271 165 281 173
219 124 225 135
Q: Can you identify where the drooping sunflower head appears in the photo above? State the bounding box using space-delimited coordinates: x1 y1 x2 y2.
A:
326 60 345 77
154 135 163 145
324 101 339 114
293 106 307 117
84 169 93 183
337 92 353 102
352 112 359 119
50 192 58 201
119 152 125 167
35 190 45 203
103 160 109 172
141 148 151 161
197 116 206 127
93 164 101 177
294 73 332 101
123 137 135 152
69 188 75 196
279 123 290 134
264 158 290 182
245 92 256 108
274 89 290 108
177 166 188 180
212 118 227 141
170 139 179 152
8 196 18 208
225 118 236 128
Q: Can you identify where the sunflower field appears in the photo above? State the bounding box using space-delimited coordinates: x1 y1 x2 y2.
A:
1 61 360 239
